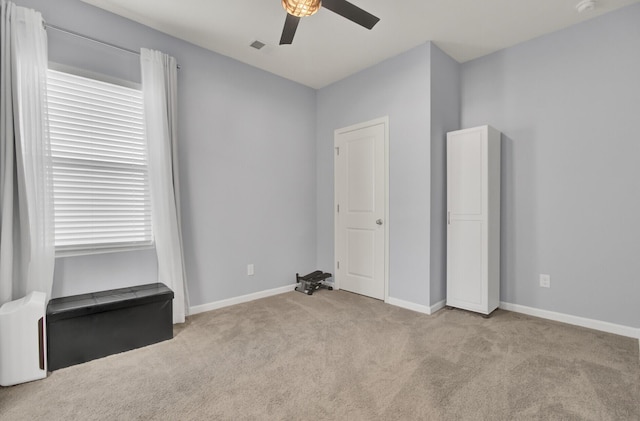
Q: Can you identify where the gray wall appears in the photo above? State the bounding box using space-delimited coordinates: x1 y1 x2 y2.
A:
461 4 640 328
316 43 432 306
13 0 639 328
17 0 318 306
429 45 461 306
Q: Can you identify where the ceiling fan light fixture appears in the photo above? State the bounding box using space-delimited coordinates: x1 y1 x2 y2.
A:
282 0 322 17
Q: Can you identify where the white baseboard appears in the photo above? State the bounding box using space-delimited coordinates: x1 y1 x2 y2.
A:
499 302 640 339
386 297 446 315
430 299 447 314
189 284 296 315
188 288 639 341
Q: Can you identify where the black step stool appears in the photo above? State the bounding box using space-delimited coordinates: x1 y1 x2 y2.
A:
295 271 333 295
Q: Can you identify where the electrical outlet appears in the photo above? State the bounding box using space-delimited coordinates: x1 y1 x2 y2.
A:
539 274 550 288
247 264 254 276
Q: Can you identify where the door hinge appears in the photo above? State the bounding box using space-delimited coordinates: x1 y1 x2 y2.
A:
447 211 451 225
337 204 340 213
337 261 340 269
335 146 340 156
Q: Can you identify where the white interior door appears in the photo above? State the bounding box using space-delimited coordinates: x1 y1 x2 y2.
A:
335 118 388 300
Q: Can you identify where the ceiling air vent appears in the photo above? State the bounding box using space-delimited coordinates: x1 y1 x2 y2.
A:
576 0 596 13
250 40 266 50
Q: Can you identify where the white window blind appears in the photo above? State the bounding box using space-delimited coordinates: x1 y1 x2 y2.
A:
47 69 152 255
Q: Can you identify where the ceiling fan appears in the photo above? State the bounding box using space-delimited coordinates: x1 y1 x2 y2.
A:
279 0 380 45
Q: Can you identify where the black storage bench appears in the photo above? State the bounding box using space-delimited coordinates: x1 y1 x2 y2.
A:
46 283 174 371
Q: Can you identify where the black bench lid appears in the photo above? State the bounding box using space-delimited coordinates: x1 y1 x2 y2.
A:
47 283 174 321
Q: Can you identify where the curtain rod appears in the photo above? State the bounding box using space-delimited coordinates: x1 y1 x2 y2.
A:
43 22 181 69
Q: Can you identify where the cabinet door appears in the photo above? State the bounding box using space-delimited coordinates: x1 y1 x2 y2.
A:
448 129 483 217
447 220 483 306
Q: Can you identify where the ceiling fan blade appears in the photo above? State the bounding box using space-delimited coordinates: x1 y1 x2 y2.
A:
321 0 380 30
279 14 301 45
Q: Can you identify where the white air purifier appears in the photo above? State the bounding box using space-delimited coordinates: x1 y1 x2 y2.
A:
0 291 47 386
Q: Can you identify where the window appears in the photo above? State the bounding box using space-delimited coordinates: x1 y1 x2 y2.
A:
47 69 152 256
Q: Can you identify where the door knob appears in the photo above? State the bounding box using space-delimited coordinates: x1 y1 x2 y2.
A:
376 219 383 226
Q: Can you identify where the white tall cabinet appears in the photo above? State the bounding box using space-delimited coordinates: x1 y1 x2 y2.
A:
446 125 501 315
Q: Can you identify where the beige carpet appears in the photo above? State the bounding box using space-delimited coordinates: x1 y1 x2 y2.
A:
0 290 638 420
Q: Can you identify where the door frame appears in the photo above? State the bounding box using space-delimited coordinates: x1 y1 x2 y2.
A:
333 116 389 302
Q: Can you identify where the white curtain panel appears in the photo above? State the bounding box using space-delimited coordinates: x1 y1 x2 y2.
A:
141 48 188 324
0 0 54 305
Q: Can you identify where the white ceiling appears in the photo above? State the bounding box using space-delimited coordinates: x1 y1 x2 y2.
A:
80 0 639 89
